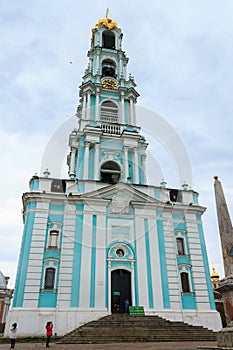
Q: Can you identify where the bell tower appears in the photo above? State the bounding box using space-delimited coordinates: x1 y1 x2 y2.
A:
67 13 147 185
6 13 222 338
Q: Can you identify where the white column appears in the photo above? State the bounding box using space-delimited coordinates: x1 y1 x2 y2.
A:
120 93 125 124
134 216 148 307
76 143 81 178
95 90 100 121
129 98 134 125
119 54 123 77
83 141 90 179
141 154 147 184
133 147 139 184
82 94 86 119
124 63 127 79
69 148 76 179
86 91 91 120
95 214 107 308
96 52 100 75
133 101 136 125
94 143 100 180
108 261 111 313
2 302 8 323
79 213 92 307
90 57 93 71
131 262 136 306
123 146 129 182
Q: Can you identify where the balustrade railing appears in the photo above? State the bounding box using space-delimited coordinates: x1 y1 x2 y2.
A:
101 123 121 135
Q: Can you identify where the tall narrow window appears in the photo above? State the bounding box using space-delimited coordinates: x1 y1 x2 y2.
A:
181 272 191 293
176 237 185 255
48 230 59 249
44 268 55 290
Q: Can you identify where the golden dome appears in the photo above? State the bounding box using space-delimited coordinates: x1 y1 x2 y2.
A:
95 17 119 31
210 266 220 281
91 9 121 42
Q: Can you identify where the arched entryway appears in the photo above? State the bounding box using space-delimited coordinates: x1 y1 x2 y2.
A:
111 269 132 313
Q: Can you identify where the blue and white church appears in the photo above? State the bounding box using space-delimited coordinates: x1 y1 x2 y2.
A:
6 15 221 336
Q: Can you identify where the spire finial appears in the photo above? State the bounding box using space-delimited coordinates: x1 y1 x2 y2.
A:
106 8 109 19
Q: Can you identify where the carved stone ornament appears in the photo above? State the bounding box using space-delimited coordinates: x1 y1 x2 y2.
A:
110 191 130 213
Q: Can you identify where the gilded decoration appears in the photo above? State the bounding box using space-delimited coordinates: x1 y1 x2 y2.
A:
91 10 121 42
102 78 117 90
95 17 119 31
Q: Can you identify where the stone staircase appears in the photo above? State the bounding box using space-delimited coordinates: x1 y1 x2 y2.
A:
60 314 217 344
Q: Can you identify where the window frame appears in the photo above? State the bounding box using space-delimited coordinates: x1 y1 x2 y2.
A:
44 267 56 290
180 271 191 293
176 237 186 256
48 229 59 249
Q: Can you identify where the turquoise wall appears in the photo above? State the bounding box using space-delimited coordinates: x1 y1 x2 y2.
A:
38 259 59 307
124 100 129 124
128 151 133 183
89 146 94 180
38 290 57 307
13 203 36 307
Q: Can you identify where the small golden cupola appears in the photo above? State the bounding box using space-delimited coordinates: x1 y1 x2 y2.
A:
211 266 220 281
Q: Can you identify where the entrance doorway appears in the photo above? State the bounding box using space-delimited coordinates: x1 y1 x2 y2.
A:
111 269 132 313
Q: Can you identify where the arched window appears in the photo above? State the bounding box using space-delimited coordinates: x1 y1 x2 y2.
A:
176 237 185 255
181 272 191 293
102 30 115 49
102 59 116 78
44 268 55 290
100 161 121 184
48 230 59 249
101 100 118 123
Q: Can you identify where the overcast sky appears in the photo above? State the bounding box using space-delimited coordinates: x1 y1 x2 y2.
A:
1 0 233 288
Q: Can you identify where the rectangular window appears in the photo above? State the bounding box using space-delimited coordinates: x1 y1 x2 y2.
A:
44 268 55 289
176 237 185 255
48 230 59 249
181 272 191 293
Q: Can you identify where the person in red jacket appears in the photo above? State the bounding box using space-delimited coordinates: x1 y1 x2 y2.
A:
45 321 53 348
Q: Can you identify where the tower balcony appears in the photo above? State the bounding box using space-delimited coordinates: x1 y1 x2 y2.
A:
101 122 121 135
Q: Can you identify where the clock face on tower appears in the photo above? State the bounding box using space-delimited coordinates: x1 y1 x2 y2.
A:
102 78 117 90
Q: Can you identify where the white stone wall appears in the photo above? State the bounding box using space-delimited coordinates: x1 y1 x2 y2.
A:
23 202 49 308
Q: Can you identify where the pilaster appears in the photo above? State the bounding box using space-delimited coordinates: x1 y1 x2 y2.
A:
83 141 90 179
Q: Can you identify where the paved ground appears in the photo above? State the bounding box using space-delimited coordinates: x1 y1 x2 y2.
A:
0 341 217 350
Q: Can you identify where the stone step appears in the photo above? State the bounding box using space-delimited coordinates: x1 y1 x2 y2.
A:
60 314 217 344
